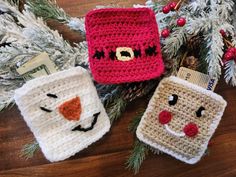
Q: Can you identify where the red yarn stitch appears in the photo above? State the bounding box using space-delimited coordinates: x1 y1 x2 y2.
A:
85 8 165 84
183 123 199 137
159 110 172 124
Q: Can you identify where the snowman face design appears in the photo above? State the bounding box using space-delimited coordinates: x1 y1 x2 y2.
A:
14 67 110 162
40 93 100 132
136 76 226 164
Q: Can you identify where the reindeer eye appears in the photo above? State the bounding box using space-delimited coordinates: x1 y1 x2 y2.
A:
168 94 178 106
145 46 157 56
93 50 105 60
196 106 205 117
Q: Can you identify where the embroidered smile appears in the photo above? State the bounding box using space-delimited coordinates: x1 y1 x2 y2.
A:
40 94 101 132
158 110 199 138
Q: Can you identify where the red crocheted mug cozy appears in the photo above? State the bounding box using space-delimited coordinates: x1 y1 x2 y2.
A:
85 8 164 84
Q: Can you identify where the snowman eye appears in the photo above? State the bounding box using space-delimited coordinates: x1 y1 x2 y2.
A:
196 106 205 117
168 94 178 106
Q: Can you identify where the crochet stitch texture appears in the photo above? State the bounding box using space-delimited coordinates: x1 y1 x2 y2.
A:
85 8 164 84
14 67 111 162
136 76 227 164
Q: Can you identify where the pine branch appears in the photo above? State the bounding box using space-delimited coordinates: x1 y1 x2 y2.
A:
148 146 162 155
6 0 18 4
126 140 149 174
205 28 224 78
128 110 145 133
20 141 39 159
163 27 187 58
26 0 85 34
106 97 127 124
26 0 69 23
224 60 236 86
126 109 151 174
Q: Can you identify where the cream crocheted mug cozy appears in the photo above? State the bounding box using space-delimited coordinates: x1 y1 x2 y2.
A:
136 76 227 164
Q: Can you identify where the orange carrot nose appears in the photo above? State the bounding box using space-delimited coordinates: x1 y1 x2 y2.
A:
58 97 82 121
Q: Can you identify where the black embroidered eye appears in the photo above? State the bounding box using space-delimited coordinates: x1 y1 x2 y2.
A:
196 106 205 117
134 49 141 58
109 50 116 60
40 106 52 113
145 46 157 56
93 50 105 59
168 94 178 106
46 93 58 98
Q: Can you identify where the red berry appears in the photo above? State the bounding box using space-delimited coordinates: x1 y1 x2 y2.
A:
220 29 226 37
233 48 236 57
161 29 170 38
177 17 186 27
227 47 235 53
169 2 177 11
183 123 198 137
224 51 234 61
162 5 171 14
159 110 172 125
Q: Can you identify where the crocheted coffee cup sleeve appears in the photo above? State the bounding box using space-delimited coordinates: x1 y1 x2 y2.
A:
136 76 227 164
85 8 164 84
14 67 111 162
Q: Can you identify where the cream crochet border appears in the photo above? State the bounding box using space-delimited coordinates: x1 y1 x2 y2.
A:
136 76 227 164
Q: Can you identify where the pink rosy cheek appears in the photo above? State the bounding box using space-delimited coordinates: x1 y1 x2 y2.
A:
183 123 199 137
158 110 172 124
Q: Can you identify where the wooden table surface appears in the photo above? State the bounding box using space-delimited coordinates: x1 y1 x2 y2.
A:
1 1 236 177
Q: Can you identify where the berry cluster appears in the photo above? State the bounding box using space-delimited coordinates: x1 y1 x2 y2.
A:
223 47 236 62
161 2 186 38
220 29 236 63
162 2 177 13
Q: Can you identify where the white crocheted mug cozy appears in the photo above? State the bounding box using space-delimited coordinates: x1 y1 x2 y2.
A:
14 67 111 162
136 76 227 164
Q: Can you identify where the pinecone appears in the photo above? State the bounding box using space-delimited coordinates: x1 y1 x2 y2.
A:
122 80 158 102
187 35 204 52
182 56 199 70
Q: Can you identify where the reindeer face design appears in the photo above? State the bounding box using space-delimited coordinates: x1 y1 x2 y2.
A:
85 8 164 84
136 76 227 164
14 67 110 162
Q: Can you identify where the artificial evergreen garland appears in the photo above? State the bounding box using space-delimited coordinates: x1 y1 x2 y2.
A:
1 0 236 174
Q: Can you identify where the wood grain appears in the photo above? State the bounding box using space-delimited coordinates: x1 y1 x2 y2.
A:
0 0 236 176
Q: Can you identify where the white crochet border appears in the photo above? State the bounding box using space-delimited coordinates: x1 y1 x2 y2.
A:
136 76 227 164
15 67 88 97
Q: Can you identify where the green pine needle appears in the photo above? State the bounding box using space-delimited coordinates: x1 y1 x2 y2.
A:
20 141 40 159
106 97 127 124
126 110 148 174
6 0 20 5
148 146 162 155
128 110 145 133
26 0 70 23
126 140 149 174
